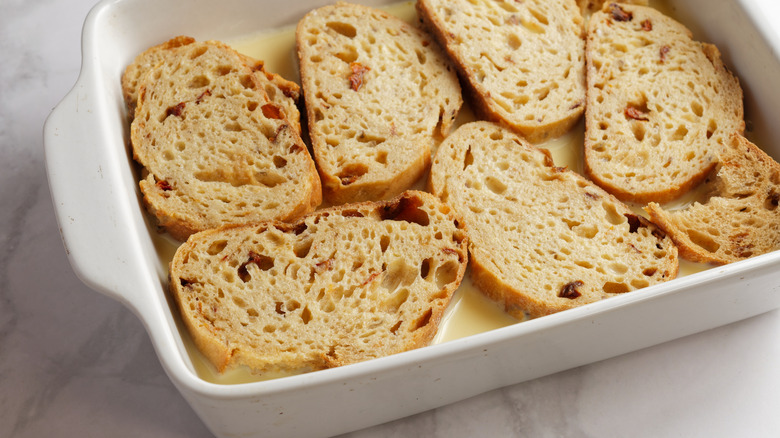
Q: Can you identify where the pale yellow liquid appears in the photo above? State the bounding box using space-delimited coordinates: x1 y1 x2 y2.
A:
162 0 712 384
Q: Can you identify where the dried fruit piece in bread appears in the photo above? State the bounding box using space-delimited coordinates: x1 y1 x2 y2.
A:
416 0 586 143
584 3 744 204
646 134 780 265
131 40 321 241
296 2 462 204
122 36 302 131
577 0 647 16
429 121 678 318
169 190 468 374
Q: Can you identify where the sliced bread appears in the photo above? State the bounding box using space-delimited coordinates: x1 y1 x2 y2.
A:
429 121 678 318
296 2 462 204
646 134 780 265
416 0 586 143
122 36 302 131
576 0 647 16
584 3 744 204
169 190 469 374
131 40 321 241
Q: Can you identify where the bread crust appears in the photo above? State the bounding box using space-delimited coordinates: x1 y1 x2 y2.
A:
430 121 678 318
296 2 462 204
584 3 744 204
645 134 780 265
416 0 586 143
169 191 468 374
130 40 321 241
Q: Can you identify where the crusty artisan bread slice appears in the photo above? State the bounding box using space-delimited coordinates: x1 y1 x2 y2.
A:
429 121 678 318
169 190 468 374
645 134 780 265
296 2 462 204
576 0 647 16
131 40 321 241
416 0 586 143
584 3 744 204
121 36 302 131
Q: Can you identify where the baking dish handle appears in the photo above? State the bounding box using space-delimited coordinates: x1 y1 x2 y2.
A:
44 70 159 310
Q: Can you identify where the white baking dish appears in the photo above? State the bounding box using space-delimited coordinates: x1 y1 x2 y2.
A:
43 0 780 437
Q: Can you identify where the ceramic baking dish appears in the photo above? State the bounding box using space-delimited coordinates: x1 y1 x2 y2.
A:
44 0 780 437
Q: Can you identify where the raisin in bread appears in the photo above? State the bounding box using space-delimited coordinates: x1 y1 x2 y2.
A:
169 190 468 374
577 0 647 16
296 2 462 204
646 134 780 265
429 121 678 318
131 40 321 241
122 36 302 131
416 0 586 143
584 3 744 204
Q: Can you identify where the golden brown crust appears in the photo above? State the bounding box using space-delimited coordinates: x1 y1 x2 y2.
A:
296 2 462 204
430 121 678 318
416 0 586 143
645 134 780 265
584 3 744 204
169 191 468 374
130 40 321 241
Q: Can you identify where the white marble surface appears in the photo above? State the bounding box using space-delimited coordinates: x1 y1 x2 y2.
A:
3 0 780 436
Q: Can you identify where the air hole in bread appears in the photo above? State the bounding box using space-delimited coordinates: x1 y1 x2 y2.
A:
379 195 430 226
434 260 459 289
335 47 358 64
224 121 242 132
255 171 286 188
338 163 368 186
521 18 546 35
411 308 433 331
273 156 287 168
300 306 312 324
326 21 357 38
383 286 410 313
382 259 417 292
765 190 780 210
706 119 717 139
485 176 508 195
671 125 689 141
599 202 625 226
206 240 228 256
632 124 646 141
603 281 630 294
608 263 629 275
507 33 522 50
643 267 657 276
420 258 432 280
375 150 388 164
239 74 255 90
463 146 474 170
691 101 704 117
189 46 208 59
687 229 721 253
188 75 210 89
389 320 402 335
415 49 427 65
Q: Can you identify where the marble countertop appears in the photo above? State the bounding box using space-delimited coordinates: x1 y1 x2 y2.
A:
3 0 780 436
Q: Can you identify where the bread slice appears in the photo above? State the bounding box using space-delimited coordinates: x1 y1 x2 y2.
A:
416 0 586 143
121 36 302 131
169 190 468 374
131 40 321 241
576 0 647 16
646 134 780 265
429 121 678 318
584 3 744 204
296 2 462 204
